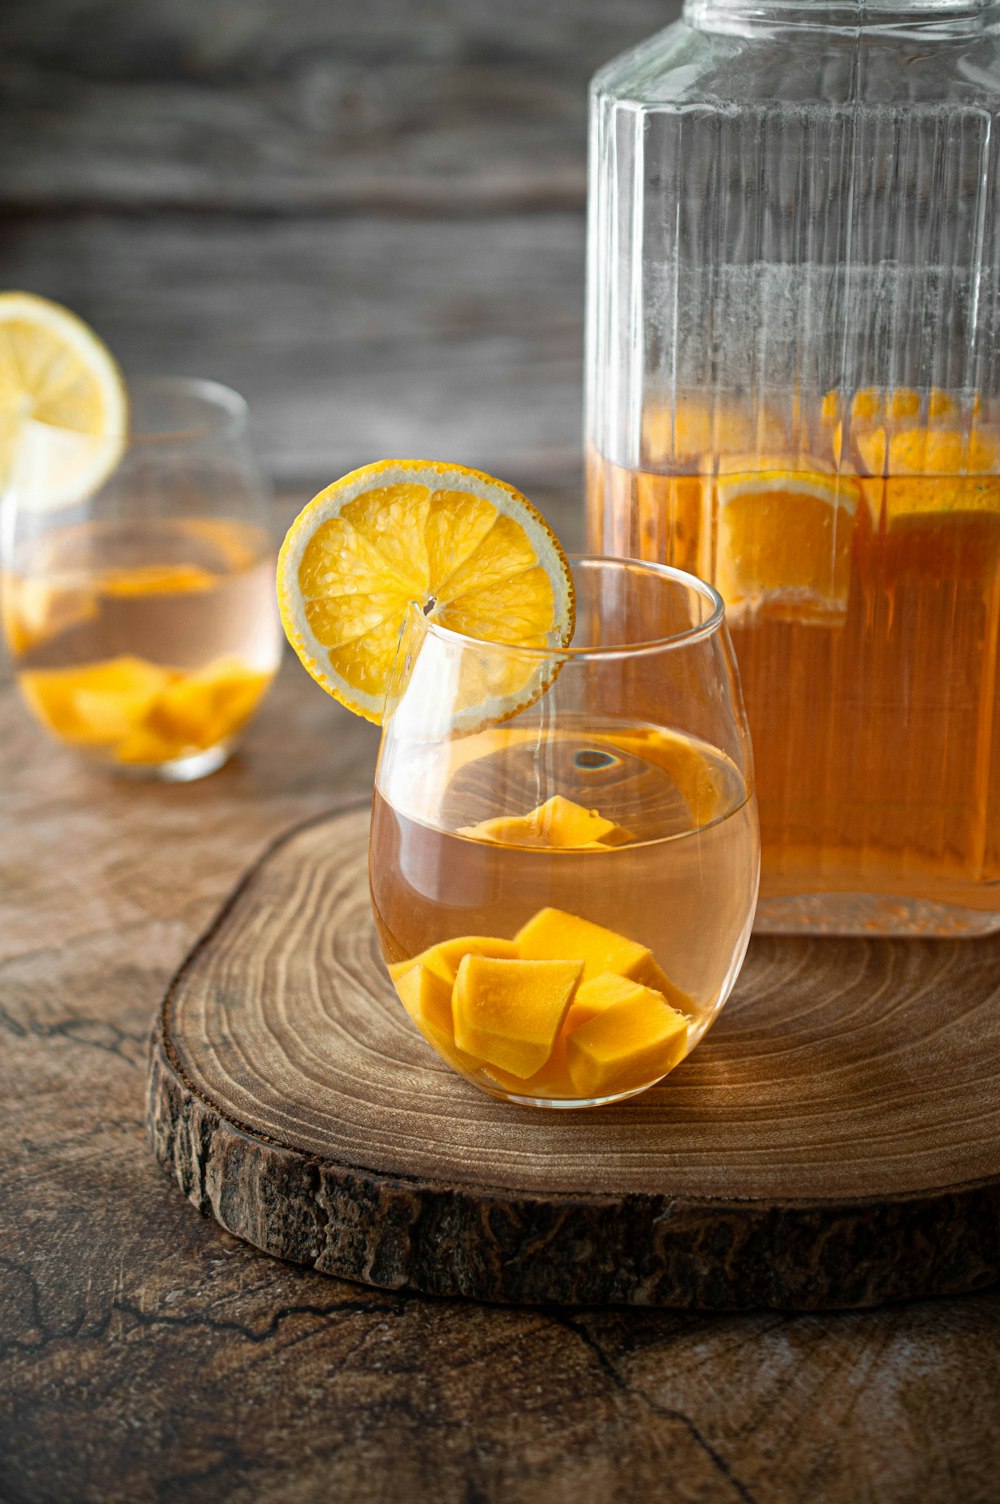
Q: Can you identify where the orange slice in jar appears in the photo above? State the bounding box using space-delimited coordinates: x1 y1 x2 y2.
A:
642 394 786 465
709 457 861 621
855 425 1000 518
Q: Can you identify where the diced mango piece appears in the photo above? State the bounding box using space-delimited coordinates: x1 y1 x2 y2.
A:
100 562 218 597
477 971 694 1100
516 907 650 981
515 907 693 1016
114 726 186 765
19 656 174 746
482 978 615 1097
633 956 694 1017
390 962 483 1074
481 1055 575 1099
19 652 271 764
137 656 271 751
393 963 454 1036
593 821 635 848
564 973 649 1034
389 935 518 988
567 990 689 1099
453 954 582 1079
459 795 627 849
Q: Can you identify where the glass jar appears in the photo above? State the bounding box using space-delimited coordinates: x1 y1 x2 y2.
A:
586 0 1000 935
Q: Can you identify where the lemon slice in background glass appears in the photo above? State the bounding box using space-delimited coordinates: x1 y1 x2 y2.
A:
277 460 575 725
0 291 127 510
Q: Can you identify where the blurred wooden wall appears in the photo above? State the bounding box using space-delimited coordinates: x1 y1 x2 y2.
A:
0 0 682 529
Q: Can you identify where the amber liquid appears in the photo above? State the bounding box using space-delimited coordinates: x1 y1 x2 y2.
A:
590 454 1000 931
3 516 281 771
370 719 759 1100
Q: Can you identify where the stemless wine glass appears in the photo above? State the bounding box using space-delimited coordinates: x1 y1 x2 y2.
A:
1 377 282 781
370 555 760 1109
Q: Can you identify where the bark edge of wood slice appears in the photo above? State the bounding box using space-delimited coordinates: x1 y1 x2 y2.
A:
146 804 1000 1310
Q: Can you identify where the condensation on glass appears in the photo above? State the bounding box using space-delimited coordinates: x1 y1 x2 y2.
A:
586 0 1000 934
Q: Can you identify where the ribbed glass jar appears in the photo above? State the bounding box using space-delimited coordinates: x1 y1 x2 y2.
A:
586 0 1000 934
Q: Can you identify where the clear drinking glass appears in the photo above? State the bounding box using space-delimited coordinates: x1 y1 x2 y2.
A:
369 556 760 1109
1 377 282 780
586 0 1000 935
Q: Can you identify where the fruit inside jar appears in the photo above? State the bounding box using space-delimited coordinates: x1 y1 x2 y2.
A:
587 388 1000 935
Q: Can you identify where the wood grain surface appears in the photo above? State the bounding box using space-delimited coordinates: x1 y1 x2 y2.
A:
4 0 1000 1497
0 0 669 501
148 805 1000 1310
0 213 586 494
4 646 1000 1504
0 0 669 212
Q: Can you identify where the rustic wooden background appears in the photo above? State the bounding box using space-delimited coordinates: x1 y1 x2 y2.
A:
0 0 672 518
3 2 1000 1501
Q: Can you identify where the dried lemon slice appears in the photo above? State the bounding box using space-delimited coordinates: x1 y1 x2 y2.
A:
277 460 575 725
0 291 127 508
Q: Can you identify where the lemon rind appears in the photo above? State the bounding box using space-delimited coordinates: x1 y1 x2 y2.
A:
0 291 128 510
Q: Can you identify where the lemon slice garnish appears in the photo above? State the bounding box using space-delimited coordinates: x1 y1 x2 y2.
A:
0 291 127 510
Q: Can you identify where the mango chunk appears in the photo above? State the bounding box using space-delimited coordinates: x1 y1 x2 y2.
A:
19 653 272 763
514 907 645 981
632 957 694 1017
515 907 692 1015
481 1055 575 1099
393 962 454 1036
113 726 186 765
391 963 483 1073
459 795 627 849
567 990 689 1099
100 562 218 597
564 972 649 1034
19 656 174 745
453 954 582 1079
136 655 271 752
516 907 650 980
389 935 519 989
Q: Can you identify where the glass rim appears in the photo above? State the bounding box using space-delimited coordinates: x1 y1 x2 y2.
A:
410 554 727 661
29 375 249 445
683 0 1000 34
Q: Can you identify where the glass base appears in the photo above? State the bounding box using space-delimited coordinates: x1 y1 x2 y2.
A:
755 891 1000 938
475 1083 656 1110
110 741 232 783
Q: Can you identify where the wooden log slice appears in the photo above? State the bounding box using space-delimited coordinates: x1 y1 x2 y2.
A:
147 804 1000 1309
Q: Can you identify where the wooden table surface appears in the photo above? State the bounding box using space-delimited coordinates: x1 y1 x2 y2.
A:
3 2 1000 1499
4 637 1000 1504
